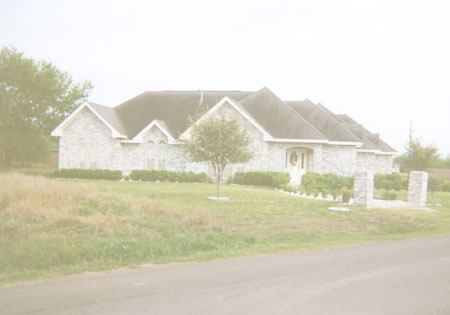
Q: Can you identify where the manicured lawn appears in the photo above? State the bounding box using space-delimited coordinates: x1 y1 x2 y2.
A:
374 189 450 207
1 173 450 286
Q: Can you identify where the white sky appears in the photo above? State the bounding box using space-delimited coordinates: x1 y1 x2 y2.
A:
1 0 449 156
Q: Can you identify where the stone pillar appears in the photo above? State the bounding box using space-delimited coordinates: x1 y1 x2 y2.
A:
353 172 374 208
408 171 428 206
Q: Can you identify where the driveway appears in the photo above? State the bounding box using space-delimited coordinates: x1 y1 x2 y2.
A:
2 236 450 315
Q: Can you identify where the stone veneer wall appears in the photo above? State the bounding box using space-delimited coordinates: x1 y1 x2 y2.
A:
58 102 271 176
59 108 117 170
356 152 394 174
408 171 428 206
184 101 270 175
57 105 394 178
321 144 356 176
353 171 374 208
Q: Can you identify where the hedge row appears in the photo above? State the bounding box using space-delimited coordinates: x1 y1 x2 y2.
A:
428 175 450 192
300 173 353 197
53 168 123 180
374 174 408 191
129 170 212 183
374 173 450 192
231 171 290 189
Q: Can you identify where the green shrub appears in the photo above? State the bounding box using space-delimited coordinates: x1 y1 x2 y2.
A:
342 189 353 203
443 181 450 192
129 170 211 183
279 184 297 193
428 175 444 193
53 169 122 180
231 171 290 188
374 174 406 191
381 189 397 200
301 173 353 198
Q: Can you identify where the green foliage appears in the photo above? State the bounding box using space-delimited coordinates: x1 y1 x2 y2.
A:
382 190 397 201
342 189 353 203
184 116 253 197
231 171 290 189
443 181 450 193
0 46 92 168
431 157 450 169
428 176 443 192
129 170 212 183
279 184 298 193
301 173 353 198
53 169 122 180
374 174 408 191
396 138 440 172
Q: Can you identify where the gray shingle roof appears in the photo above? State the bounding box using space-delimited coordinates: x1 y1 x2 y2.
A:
335 114 397 153
88 102 127 136
85 88 395 152
239 87 327 140
286 100 361 142
115 91 252 138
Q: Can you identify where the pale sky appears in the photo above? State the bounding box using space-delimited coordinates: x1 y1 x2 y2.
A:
1 0 449 156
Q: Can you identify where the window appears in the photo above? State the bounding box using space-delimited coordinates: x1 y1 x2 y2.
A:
158 159 165 170
90 161 97 169
147 159 155 170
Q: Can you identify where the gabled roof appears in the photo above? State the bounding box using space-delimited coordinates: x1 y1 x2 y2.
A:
335 114 397 153
51 102 127 139
286 100 361 142
115 91 252 138
51 87 395 152
88 102 127 136
239 87 327 140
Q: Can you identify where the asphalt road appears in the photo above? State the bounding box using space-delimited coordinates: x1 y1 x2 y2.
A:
2 236 450 315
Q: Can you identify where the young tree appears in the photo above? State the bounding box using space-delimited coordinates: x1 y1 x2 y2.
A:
396 138 440 172
0 46 93 168
184 116 253 199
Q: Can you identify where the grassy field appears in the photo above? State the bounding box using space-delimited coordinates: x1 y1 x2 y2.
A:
1 173 450 286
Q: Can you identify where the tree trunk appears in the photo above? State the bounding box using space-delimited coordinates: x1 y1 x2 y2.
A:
216 172 221 199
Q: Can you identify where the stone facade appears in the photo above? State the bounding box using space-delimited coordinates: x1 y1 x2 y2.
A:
353 171 374 208
57 103 394 182
321 144 356 176
356 152 393 174
408 171 428 206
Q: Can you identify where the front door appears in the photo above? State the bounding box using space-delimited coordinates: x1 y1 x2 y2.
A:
286 148 308 186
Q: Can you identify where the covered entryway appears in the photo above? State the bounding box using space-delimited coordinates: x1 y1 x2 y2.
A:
285 147 311 186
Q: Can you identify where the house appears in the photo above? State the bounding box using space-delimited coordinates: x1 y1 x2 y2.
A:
51 87 396 185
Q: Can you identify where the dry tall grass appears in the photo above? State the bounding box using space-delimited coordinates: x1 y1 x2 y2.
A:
0 173 213 241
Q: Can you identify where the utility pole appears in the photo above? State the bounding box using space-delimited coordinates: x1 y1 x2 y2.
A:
409 120 413 155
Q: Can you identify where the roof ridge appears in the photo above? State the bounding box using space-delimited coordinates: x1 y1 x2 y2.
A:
255 88 328 140
311 103 362 142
